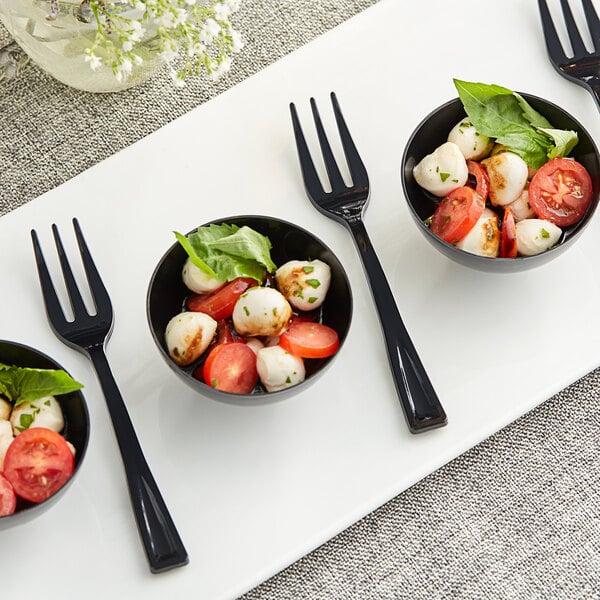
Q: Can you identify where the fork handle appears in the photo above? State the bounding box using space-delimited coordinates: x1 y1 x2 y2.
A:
88 346 189 573
347 219 447 433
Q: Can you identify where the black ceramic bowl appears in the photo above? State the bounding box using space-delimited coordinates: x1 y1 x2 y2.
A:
401 94 600 273
146 215 353 406
0 340 89 530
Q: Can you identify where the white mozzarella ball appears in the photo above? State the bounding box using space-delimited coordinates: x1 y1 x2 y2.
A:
10 395 64 436
256 346 306 392
447 119 493 160
165 311 217 366
481 152 528 206
0 419 13 471
0 398 11 421
413 141 469 197
182 258 224 294
456 208 500 257
245 338 265 355
516 219 562 256
507 188 536 222
232 287 292 337
275 259 331 311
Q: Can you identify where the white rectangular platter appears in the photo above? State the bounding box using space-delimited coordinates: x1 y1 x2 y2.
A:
2 0 600 598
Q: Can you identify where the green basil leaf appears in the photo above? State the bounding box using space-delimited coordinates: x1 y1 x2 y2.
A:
0 362 84 407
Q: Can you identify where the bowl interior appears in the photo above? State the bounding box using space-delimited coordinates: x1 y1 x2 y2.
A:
401 94 600 272
0 340 89 529
147 215 353 405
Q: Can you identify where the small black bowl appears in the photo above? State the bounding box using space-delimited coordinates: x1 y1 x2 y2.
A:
401 94 600 273
0 340 89 530
146 215 353 406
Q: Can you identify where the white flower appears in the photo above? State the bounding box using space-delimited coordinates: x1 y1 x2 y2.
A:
158 10 175 27
175 7 187 25
122 40 133 52
120 57 133 74
133 54 143 65
230 29 243 52
84 53 102 71
134 0 145 11
208 55 231 80
170 68 186 88
205 18 220 36
159 45 178 62
214 2 230 21
129 20 145 42
224 0 240 11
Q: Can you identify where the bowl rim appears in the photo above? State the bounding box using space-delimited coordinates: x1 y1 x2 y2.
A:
0 338 90 522
400 92 600 268
146 213 354 404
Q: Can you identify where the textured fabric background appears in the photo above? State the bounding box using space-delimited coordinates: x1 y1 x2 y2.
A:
2 1 600 598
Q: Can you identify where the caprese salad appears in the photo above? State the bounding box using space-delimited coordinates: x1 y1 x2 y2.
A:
165 223 340 395
0 363 83 516
413 80 594 257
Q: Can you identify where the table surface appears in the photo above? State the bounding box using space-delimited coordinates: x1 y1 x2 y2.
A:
2 1 600 599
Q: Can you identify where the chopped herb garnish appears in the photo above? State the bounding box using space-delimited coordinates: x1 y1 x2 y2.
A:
541 228 550 238
308 297 318 304
305 278 320 289
302 266 314 273
439 172 450 182
243 306 250 316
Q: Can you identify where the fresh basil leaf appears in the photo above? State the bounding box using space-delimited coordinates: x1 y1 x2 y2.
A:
175 223 277 284
540 127 579 159
494 132 551 169
174 231 219 278
453 79 580 167
0 362 83 407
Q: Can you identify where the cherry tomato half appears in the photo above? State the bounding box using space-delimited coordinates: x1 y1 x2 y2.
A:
279 321 340 359
500 207 517 258
467 160 490 200
0 473 17 517
186 277 257 320
3 428 75 503
201 342 258 394
430 186 485 244
528 157 593 227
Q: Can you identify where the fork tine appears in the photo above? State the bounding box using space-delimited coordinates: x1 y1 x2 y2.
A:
330 92 369 189
582 0 600 48
310 97 347 191
539 0 569 63
71 218 113 322
289 102 327 197
52 223 90 320
31 229 70 331
560 0 588 56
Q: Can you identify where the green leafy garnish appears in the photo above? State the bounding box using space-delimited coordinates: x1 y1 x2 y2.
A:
453 79 578 168
0 363 84 407
175 223 277 283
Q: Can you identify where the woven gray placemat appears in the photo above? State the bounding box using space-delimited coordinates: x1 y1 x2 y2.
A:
0 0 377 215
243 368 600 599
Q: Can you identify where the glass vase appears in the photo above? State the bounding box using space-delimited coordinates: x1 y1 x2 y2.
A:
0 0 164 92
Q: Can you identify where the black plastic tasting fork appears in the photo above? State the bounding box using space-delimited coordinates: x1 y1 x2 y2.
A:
539 0 600 110
290 92 447 433
31 218 188 574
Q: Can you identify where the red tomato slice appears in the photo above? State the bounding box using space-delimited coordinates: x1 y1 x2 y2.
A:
186 277 257 320
500 207 517 258
279 321 340 359
467 160 490 200
430 186 485 244
0 473 17 516
528 157 593 226
201 342 258 394
3 428 74 503
215 319 235 345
